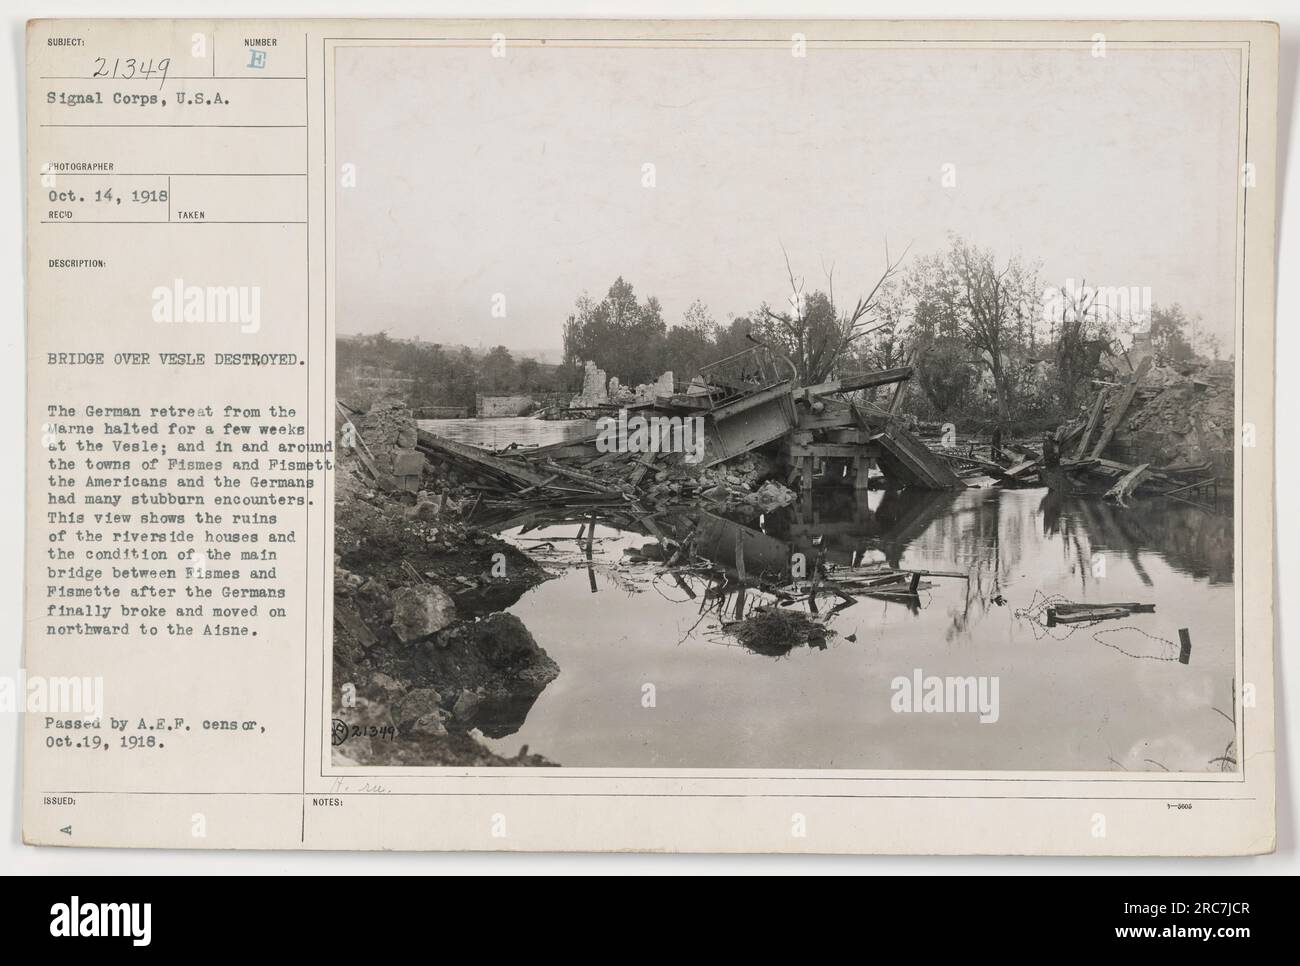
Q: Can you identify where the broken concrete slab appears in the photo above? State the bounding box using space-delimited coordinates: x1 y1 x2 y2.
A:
391 584 457 642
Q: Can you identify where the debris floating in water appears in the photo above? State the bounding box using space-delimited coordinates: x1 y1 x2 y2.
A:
729 607 831 656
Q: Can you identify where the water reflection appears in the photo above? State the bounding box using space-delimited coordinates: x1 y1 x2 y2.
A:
472 486 1235 772
437 419 1236 772
1038 489 1233 586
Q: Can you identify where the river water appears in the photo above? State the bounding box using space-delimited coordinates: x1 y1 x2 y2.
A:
419 417 1237 772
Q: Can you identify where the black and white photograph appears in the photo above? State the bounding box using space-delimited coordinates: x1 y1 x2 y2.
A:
331 38 1242 773
7 5 1288 883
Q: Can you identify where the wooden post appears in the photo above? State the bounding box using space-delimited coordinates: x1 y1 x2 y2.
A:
888 349 914 416
1073 387 1110 459
1104 462 1150 505
1178 628 1192 665
853 455 869 490
1090 357 1152 459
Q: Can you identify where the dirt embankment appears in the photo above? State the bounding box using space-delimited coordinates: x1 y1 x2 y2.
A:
332 400 558 767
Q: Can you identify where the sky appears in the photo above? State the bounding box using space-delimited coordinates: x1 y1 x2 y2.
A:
334 43 1242 355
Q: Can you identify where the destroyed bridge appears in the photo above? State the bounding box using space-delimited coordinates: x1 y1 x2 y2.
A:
399 345 964 502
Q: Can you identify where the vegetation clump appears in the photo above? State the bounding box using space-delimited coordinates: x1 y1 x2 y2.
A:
732 608 830 657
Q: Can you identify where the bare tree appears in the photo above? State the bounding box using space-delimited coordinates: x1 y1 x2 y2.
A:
1050 279 1115 410
755 242 908 385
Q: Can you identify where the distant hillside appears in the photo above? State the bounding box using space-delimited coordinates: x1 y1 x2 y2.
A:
336 333 575 413
334 333 563 365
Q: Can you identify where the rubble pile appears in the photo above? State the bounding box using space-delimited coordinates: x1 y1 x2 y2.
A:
414 420 797 521
343 396 428 494
333 405 559 767
926 355 1234 507
1107 360 1233 472
1035 355 1234 504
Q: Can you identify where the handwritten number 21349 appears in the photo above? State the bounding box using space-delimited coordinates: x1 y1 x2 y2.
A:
92 57 171 89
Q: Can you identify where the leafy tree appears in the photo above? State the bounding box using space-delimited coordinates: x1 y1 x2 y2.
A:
1150 303 1196 363
906 236 1038 427
915 337 978 415
479 345 516 392
515 357 541 390
562 277 668 384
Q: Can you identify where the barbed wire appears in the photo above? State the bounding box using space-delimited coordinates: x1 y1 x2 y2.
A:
1091 626 1180 662
1014 590 1178 660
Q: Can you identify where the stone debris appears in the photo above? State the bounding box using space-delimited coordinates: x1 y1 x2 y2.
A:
332 401 559 767
569 361 675 408
390 584 456 642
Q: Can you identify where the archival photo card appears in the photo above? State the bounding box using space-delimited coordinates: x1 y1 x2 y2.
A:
22 18 1278 854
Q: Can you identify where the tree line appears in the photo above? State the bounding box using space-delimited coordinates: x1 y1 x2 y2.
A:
339 234 1223 430
562 234 1224 432
336 331 566 413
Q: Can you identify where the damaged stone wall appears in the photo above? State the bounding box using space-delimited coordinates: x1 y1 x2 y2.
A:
345 396 426 493
476 393 535 417
569 360 674 407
